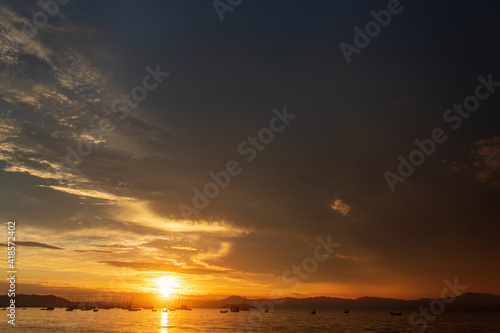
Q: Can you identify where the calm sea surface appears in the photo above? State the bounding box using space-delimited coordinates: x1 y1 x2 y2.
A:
2 308 500 332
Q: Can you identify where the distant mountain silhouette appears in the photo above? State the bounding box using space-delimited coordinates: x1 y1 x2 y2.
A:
0 294 71 307
3 292 500 310
191 295 254 309
192 292 500 310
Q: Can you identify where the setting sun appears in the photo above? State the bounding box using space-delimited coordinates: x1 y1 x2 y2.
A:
156 276 180 297
3 0 500 331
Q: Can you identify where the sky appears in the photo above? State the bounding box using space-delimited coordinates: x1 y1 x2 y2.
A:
0 0 499 302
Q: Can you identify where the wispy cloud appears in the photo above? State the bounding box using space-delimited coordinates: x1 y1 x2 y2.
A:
101 260 229 275
1 1 499 300
472 136 500 187
0 241 63 250
330 199 352 216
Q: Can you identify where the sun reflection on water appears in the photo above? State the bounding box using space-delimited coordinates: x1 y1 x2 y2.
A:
159 310 169 333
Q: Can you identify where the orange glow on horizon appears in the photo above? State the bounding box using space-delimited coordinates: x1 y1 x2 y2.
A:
156 276 181 297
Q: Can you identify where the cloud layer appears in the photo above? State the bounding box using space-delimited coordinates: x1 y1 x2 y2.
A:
1 1 499 300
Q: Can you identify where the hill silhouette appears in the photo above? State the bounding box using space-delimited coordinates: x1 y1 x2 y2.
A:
192 292 500 310
2 292 500 310
0 294 70 307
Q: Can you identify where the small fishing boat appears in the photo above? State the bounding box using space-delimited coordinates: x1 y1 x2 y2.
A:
390 312 402 316
152 308 157 312
163 309 168 312
311 310 316 314
344 310 349 314
173 298 192 311
66 294 74 311
264 309 269 313
220 310 228 313
93 308 99 312
175 304 192 311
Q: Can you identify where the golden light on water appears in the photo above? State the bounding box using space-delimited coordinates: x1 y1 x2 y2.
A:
156 276 180 297
159 311 169 333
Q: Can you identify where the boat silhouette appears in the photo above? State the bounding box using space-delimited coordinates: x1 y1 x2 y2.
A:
66 294 74 311
174 298 192 310
175 304 192 311
390 312 402 316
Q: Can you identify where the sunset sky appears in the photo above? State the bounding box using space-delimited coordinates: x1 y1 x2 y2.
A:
1 0 499 302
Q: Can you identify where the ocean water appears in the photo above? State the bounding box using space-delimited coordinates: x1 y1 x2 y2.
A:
2 308 500 332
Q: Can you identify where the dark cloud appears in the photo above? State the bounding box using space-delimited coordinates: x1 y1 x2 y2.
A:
75 249 113 253
0 241 62 250
0 0 499 299
473 136 500 187
101 260 228 275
